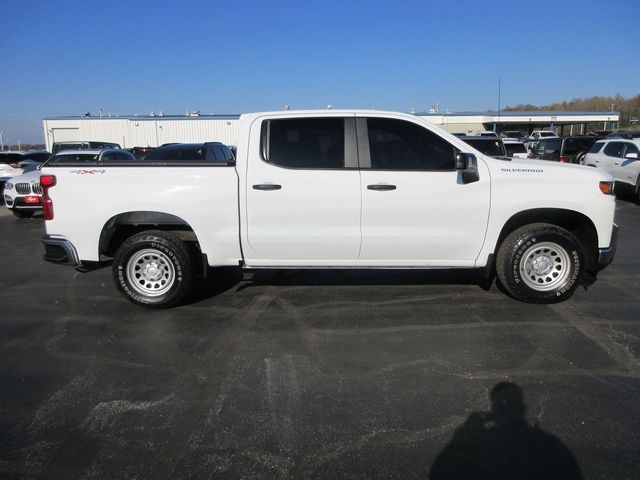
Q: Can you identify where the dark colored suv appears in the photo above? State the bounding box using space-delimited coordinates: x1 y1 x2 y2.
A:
459 136 508 158
530 136 600 164
144 142 235 164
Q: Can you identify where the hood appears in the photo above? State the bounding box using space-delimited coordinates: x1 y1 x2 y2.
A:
8 169 42 184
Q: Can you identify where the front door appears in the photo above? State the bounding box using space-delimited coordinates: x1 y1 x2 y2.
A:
357 116 490 267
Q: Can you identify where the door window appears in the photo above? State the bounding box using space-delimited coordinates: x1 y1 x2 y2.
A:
366 118 455 170
604 142 625 158
264 118 344 169
622 143 640 157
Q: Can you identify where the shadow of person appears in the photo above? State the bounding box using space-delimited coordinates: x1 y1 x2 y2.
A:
429 382 582 480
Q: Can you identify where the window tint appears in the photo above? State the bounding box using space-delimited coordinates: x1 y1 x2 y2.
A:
367 118 455 170
145 147 207 161
208 145 231 162
48 153 100 164
536 138 561 155
604 142 625 158
267 118 344 169
505 143 527 155
622 143 640 157
562 138 596 155
588 142 605 154
464 138 506 157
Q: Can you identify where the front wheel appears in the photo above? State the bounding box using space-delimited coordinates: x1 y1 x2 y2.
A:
112 230 194 308
496 223 584 303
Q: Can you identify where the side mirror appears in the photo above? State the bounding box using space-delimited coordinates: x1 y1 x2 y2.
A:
625 152 639 159
456 153 480 184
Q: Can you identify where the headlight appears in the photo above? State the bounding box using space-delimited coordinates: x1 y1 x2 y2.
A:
4 182 13 190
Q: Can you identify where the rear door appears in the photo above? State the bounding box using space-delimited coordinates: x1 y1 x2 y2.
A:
357 116 490 266
614 142 640 186
601 141 625 179
244 116 362 265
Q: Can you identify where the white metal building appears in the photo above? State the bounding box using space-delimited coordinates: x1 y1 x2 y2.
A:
42 111 620 150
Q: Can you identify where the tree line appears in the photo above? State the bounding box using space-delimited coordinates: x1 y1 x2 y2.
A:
505 93 640 129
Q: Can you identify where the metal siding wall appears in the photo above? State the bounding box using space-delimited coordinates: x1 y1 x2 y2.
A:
44 118 241 148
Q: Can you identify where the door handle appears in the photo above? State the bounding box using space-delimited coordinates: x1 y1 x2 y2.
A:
367 184 396 191
253 184 282 191
615 162 620 165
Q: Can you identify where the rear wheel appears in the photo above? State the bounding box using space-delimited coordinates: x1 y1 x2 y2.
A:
112 230 194 308
496 223 584 303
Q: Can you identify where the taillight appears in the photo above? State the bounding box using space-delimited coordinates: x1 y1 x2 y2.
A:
599 181 615 195
9 163 20 169
559 156 568 163
40 174 56 220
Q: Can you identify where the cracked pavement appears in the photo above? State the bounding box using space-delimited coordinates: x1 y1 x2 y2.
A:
1 198 639 479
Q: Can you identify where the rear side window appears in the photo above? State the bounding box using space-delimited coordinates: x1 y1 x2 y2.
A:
505 143 527 155
622 143 640 157
562 138 596 155
265 118 345 169
367 118 455 170
604 142 625 158
588 142 605 154
536 138 561 154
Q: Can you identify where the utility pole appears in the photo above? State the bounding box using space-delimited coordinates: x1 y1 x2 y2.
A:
0 131 4 151
495 78 501 133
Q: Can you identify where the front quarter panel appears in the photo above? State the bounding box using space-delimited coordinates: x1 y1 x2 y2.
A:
479 159 616 265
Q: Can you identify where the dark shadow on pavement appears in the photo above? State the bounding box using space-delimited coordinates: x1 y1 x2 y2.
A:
429 382 582 480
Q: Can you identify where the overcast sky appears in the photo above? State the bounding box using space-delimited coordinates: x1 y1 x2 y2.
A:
1 0 639 144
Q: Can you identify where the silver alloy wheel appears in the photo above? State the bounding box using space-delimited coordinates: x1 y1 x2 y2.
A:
519 241 572 292
126 248 176 297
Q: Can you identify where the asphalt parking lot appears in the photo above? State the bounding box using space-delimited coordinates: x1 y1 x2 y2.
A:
1 199 639 480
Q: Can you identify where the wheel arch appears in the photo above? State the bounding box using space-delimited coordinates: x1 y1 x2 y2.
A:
495 208 599 272
99 211 201 259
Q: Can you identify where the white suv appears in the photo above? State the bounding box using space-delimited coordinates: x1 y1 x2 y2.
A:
584 139 640 200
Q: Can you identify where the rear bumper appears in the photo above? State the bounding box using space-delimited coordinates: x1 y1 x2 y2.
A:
597 224 618 270
42 235 81 267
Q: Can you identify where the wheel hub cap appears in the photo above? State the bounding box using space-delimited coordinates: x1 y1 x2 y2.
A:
519 241 572 292
126 248 176 297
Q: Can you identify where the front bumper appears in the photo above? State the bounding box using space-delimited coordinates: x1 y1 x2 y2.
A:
42 235 81 267
597 224 618 270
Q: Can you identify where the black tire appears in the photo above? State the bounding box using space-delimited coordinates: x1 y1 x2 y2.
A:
112 230 194 308
496 223 584 304
13 210 34 218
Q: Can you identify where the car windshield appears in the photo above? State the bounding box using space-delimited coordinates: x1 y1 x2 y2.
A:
464 139 506 157
48 153 100 164
539 132 555 137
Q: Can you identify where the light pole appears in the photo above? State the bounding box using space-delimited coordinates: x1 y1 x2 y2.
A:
0 131 4 151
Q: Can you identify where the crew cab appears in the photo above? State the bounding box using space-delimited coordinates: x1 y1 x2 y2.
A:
40 110 618 307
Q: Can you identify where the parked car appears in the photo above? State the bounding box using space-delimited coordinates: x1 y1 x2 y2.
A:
529 136 601 164
527 130 557 150
46 148 136 165
583 139 640 200
501 130 528 140
127 146 156 159
459 136 508 158
0 151 51 185
51 141 121 154
607 131 640 140
3 170 44 218
469 131 499 137
144 142 235 163
502 139 529 159
40 110 617 307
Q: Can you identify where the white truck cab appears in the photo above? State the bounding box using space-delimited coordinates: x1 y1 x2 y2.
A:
40 110 618 307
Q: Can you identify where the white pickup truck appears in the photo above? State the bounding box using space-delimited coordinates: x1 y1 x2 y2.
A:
40 110 618 307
